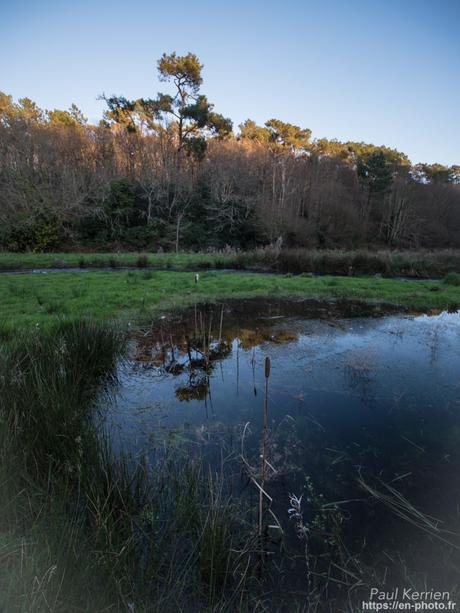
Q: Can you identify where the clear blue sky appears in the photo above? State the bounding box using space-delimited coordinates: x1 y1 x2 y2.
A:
1 0 459 165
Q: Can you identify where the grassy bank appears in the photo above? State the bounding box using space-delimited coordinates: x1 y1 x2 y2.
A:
1 269 459 330
1 248 460 277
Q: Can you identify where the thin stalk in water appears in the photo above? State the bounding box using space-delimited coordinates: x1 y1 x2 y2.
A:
259 356 271 538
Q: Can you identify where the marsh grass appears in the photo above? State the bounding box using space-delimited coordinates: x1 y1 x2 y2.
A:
0 319 124 479
1 248 460 277
136 254 149 268
0 320 260 612
0 320 127 611
232 248 460 277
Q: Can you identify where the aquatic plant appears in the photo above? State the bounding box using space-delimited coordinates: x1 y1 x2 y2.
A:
288 493 310 608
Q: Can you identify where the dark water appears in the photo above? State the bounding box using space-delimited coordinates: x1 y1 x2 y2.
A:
100 299 460 604
0 266 258 274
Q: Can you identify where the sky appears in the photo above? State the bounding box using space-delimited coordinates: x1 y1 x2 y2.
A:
1 0 459 165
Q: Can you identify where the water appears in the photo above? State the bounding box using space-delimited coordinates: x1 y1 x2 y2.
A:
99 299 460 602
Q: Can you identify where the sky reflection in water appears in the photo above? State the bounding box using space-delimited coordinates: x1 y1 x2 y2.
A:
99 303 460 591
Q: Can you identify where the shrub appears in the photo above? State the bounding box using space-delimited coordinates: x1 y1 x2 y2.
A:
120 224 165 249
5 210 63 252
136 253 149 268
444 272 460 286
109 256 121 268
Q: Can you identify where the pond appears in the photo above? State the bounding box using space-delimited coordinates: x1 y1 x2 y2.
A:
100 298 460 607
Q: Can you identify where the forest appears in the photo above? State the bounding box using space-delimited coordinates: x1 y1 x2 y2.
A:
1 52 459 254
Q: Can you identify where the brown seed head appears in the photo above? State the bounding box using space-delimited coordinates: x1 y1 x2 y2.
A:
264 356 271 379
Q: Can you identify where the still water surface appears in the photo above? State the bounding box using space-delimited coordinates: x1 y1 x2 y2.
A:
100 299 460 598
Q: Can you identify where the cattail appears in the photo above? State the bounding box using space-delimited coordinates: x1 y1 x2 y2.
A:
264 356 271 379
259 355 271 540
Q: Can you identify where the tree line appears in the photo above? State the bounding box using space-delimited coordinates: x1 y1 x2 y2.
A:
1 52 459 252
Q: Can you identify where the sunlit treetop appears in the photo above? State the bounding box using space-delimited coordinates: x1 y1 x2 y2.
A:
239 119 271 145
17 98 44 123
239 118 311 153
413 163 460 184
157 52 203 94
47 104 87 127
344 142 411 168
0 91 15 122
1 83 458 183
0 91 80 127
100 95 137 132
265 119 311 151
314 138 351 160
0 95 45 123
100 52 232 159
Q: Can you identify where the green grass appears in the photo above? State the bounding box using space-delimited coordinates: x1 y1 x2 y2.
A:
0 251 236 271
1 270 459 329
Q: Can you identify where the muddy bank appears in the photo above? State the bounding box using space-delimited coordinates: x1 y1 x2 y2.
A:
145 296 408 333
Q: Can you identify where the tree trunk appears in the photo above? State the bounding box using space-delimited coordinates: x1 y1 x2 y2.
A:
175 212 183 253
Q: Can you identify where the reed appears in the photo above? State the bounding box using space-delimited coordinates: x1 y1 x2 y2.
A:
233 247 460 277
0 320 261 611
259 356 271 538
2 248 460 278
